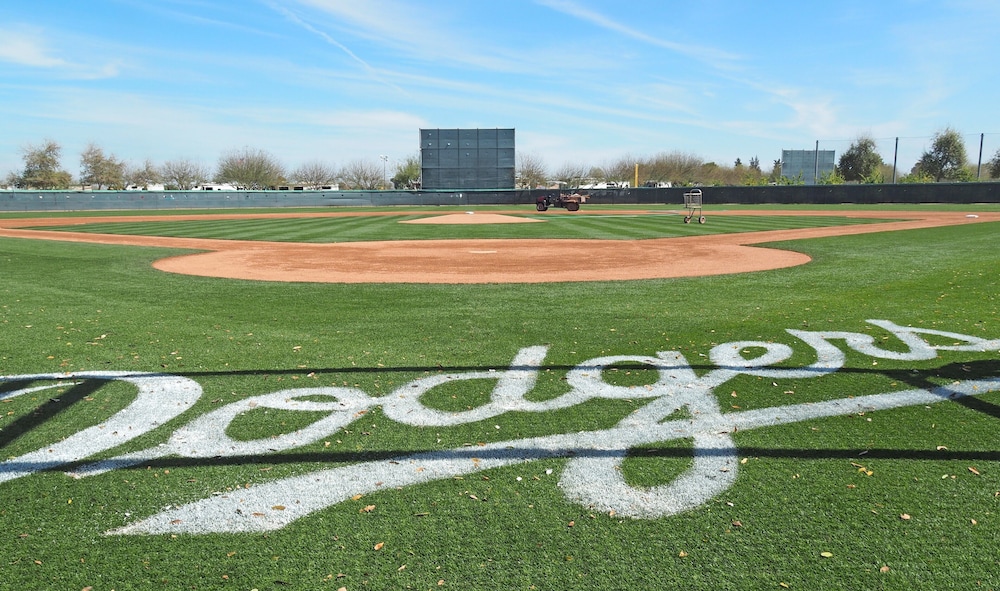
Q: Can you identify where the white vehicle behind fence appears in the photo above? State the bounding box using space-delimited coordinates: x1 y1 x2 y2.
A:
190 183 239 191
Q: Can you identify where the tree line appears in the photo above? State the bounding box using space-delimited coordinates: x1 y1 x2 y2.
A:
828 127 993 184
4 128 998 191
3 143 422 191
526 128 997 189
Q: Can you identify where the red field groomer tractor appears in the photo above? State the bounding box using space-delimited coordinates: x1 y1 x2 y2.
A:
535 191 583 212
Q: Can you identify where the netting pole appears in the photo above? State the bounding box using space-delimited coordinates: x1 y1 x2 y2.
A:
977 133 984 179
892 137 899 184
813 140 819 184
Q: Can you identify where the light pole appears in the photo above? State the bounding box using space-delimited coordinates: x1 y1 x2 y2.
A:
379 155 388 189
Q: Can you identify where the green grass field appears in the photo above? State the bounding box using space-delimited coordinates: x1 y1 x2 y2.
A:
2 206 999 590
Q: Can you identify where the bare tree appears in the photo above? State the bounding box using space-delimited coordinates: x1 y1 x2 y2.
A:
12 140 72 189
604 155 639 186
553 162 588 188
338 159 383 189
124 159 163 189
161 159 210 190
289 161 338 188
586 165 607 184
645 151 703 185
516 152 548 188
80 143 126 189
215 147 286 189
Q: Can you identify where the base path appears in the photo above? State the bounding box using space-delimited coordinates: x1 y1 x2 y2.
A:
1 210 996 284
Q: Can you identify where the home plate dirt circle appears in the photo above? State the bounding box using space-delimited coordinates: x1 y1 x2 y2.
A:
1 210 997 284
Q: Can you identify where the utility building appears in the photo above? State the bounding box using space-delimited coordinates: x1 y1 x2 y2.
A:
420 128 515 189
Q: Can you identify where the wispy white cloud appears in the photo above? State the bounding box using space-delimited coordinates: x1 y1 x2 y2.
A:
534 0 743 68
0 28 69 68
112 0 284 39
0 26 123 79
291 0 431 43
287 0 576 75
289 0 478 63
266 1 407 94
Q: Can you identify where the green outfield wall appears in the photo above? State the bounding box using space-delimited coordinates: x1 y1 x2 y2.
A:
2 182 998 212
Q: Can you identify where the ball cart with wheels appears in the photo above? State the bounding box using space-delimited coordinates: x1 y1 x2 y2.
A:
683 189 705 224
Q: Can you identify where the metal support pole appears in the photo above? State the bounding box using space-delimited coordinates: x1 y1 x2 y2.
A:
892 137 898 183
814 140 819 185
977 133 984 179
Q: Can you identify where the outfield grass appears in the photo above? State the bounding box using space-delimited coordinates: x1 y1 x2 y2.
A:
1 207 999 590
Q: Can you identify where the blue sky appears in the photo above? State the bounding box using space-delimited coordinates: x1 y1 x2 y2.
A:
2 0 998 179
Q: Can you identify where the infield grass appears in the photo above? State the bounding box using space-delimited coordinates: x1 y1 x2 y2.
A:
1 206 998 590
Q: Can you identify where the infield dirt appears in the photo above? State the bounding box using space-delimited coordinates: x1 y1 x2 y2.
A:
1 210 996 283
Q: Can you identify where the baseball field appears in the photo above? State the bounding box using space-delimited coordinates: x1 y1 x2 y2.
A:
1 204 999 590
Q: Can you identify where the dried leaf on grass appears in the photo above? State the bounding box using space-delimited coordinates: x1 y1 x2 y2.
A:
850 462 873 476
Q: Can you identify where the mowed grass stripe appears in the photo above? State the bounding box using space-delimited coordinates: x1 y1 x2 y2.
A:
31 213 889 242
539 214 672 239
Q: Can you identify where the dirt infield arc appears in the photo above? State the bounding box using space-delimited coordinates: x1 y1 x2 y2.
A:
1 210 996 283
